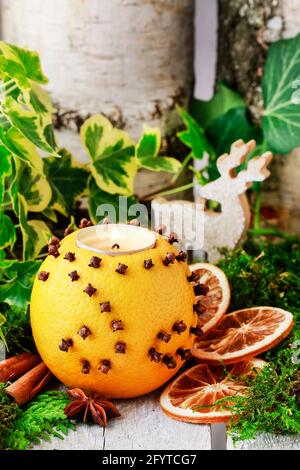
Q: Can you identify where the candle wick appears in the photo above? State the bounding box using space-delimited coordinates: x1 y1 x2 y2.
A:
111 243 120 250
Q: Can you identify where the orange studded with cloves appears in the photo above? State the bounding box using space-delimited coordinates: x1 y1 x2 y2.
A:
30 230 197 398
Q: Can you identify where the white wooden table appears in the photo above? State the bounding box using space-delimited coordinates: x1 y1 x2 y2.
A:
33 391 300 451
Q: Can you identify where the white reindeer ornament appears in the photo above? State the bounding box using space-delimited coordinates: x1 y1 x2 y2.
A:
152 140 273 262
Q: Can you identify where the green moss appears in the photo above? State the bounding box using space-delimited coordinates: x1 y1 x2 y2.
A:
0 383 20 450
0 304 35 354
218 236 300 440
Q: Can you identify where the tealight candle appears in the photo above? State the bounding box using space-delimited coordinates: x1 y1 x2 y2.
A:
76 224 157 256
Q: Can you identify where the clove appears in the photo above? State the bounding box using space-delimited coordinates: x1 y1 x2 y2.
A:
78 325 91 340
100 302 111 313
163 252 176 266
49 236 60 246
89 256 102 268
83 283 97 297
172 321 187 335
157 331 171 343
116 263 128 275
81 359 90 374
187 271 200 283
68 270 80 282
38 271 50 282
99 360 111 374
48 244 60 258
162 355 177 369
79 218 92 228
144 259 154 270
177 348 192 361
64 226 74 236
149 348 162 363
111 320 124 332
115 342 126 354
190 326 203 337
64 252 76 262
194 283 209 296
193 301 206 314
168 232 178 245
100 301 111 313
59 338 73 352
176 251 187 262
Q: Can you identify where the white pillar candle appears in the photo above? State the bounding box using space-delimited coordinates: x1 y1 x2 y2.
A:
76 224 157 256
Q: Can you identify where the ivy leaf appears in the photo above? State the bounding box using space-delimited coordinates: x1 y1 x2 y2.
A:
17 194 51 260
44 149 88 216
263 34 300 153
0 145 11 204
81 115 137 196
206 107 262 157
88 177 137 224
0 313 7 350
0 212 16 250
0 259 41 308
0 126 45 172
0 41 48 89
3 98 59 156
29 83 56 130
190 83 245 129
138 156 181 173
136 125 181 173
177 106 214 160
42 208 58 223
136 125 161 159
10 157 52 213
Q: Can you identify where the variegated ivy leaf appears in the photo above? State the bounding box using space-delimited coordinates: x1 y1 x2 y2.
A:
29 83 57 147
81 115 137 196
0 212 16 250
0 41 48 89
0 125 44 172
88 176 137 224
136 124 181 173
0 312 7 350
3 98 59 157
0 145 11 204
17 193 51 260
11 157 52 213
42 208 58 223
44 149 88 216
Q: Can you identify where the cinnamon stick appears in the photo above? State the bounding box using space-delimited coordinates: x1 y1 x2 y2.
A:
5 362 53 405
0 352 41 383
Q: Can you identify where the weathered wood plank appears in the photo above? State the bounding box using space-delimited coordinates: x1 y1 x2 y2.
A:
33 391 210 450
104 391 211 450
33 426 105 451
32 389 299 450
228 434 300 451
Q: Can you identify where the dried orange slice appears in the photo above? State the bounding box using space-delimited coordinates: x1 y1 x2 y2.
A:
160 359 266 423
192 307 294 364
189 263 230 335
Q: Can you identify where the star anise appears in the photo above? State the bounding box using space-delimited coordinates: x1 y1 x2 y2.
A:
64 388 120 427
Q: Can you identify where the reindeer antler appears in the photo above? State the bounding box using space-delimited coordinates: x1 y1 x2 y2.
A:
238 152 273 185
216 139 256 176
